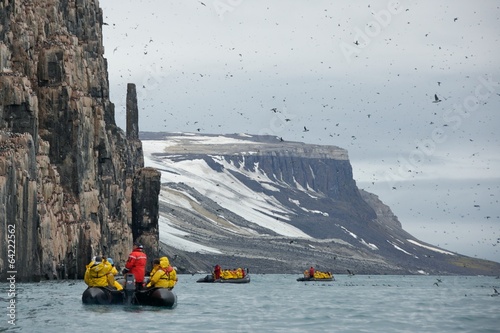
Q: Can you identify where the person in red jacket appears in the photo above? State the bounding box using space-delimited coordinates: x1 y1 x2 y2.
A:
309 266 315 279
213 264 221 280
122 242 147 289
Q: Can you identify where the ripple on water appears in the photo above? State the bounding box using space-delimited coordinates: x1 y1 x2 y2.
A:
2 275 500 332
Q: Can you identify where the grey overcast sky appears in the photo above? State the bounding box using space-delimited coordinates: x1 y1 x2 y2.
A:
100 0 500 262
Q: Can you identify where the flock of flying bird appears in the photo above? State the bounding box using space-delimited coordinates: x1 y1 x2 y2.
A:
101 1 499 262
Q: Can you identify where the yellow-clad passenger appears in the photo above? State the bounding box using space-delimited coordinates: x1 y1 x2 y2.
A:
146 256 178 290
149 258 161 278
105 258 123 291
84 256 112 287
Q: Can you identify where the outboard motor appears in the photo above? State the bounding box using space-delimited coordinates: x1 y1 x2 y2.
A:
123 273 136 305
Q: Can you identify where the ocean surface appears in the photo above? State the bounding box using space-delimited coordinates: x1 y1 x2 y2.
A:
1 274 499 332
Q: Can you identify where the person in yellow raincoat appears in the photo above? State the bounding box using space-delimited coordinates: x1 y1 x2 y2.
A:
105 258 123 291
84 256 112 287
146 257 177 290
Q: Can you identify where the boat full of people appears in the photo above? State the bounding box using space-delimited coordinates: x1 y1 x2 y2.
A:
197 265 250 283
82 273 178 307
81 246 178 308
297 266 334 282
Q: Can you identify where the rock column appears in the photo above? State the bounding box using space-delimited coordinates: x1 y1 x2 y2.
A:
126 83 138 140
132 167 161 268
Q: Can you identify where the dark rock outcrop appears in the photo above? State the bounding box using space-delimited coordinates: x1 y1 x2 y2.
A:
0 0 159 281
132 167 161 264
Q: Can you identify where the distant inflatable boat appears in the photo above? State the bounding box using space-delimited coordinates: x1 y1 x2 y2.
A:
196 274 251 284
297 276 334 282
82 274 177 308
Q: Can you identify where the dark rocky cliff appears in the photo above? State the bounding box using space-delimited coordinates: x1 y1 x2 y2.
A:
0 0 159 281
227 153 378 236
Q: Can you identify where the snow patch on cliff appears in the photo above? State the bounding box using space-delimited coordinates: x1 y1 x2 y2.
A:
143 140 311 239
159 216 222 254
407 239 455 256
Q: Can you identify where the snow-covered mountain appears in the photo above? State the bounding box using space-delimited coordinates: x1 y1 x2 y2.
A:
141 132 500 275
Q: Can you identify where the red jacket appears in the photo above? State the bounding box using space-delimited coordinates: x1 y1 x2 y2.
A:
214 265 221 279
125 249 147 282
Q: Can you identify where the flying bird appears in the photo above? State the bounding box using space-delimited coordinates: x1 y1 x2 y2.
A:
433 94 442 103
303 126 309 132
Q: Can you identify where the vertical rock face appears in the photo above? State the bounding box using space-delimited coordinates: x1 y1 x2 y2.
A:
0 133 40 280
132 167 161 266
0 0 159 281
126 82 144 170
126 83 138 141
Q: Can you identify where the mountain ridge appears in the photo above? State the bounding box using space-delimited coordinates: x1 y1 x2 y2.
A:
141 131 500 276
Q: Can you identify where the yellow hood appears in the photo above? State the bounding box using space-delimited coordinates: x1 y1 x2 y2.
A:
159 257 170 268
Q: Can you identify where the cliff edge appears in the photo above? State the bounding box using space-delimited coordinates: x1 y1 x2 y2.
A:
0 0 159 281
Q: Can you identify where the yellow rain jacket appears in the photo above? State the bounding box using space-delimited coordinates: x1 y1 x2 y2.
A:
221 269 236 279
107 266 123 291
313 271 332 279
146 257 177 289
84 259 112 287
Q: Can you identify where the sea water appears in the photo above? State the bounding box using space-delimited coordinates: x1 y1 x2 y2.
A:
1 274 499 332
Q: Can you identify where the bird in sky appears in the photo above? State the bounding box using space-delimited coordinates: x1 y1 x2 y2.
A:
303 126 309 132
433 94 442 103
